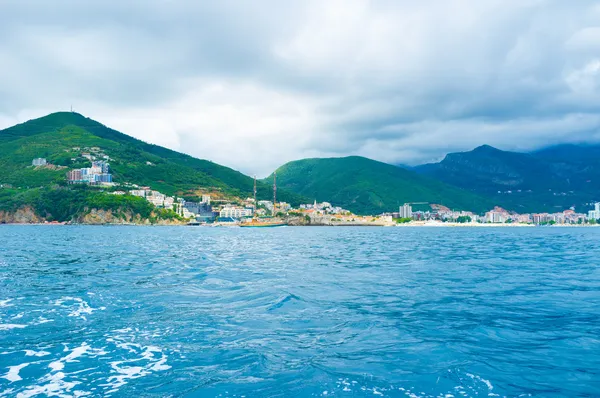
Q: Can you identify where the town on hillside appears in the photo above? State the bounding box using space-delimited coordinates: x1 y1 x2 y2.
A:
26 149 600 226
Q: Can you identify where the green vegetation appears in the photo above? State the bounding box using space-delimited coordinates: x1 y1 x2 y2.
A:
264 156 494 215
0 112 308 222
394 217 412 224
415 144 600 213
0 112 307 203
456 215 472 223
0 185 181 223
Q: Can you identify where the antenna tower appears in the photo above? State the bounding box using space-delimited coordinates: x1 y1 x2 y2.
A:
253 176 257 217
273 172 277 216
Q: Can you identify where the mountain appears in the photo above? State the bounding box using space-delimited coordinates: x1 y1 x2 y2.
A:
414 144 600 213
264 156 493 215
0 112 306 221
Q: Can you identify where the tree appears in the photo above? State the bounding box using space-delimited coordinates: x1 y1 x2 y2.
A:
456 215 471 223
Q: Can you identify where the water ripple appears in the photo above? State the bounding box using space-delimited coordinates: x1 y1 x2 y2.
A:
1 226 599 397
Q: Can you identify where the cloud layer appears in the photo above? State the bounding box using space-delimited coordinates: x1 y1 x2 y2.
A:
1 0 599 175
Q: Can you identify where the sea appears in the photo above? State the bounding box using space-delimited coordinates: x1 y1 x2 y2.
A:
0 226 599 397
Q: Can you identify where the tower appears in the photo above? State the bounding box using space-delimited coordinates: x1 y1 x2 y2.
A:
253 175 257 217
273 172 277 216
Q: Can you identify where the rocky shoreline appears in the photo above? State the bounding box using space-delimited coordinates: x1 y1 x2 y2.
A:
0 207 187 226
1 208 598 227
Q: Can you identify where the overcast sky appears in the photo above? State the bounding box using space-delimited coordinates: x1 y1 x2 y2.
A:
1 0 599 176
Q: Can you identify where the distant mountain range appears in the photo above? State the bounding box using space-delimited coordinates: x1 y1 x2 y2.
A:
1 112 598 221
413 144 600 213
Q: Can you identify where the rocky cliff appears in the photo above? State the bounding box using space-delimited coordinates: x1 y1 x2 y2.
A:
0 206 43 224
0 207 186 225
75 209 186 225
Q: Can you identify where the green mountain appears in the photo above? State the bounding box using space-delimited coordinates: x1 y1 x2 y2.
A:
414 144 600 213
264 156 494 215
0 112 306 222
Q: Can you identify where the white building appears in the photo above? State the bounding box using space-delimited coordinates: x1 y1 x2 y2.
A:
163 197 175 209
32 158 47 166
129 190 147 197
258 200 274 211
182 208 195 218
201 195 211 205
277 202 291 212
399 204 413 219
146 192 167 207
485 211 508 223
219 206 253 218
589 202 600 220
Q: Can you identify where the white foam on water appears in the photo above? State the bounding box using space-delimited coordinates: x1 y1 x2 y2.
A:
104 362 149 391
0 299 13 308
47 343 107 373
32 317 53 325
0 324 27 331
12 313 24 320
2 363 30 382
24 350 51 357
96 330 171 394
0 388 15 397
466 373 493 390
234 376 264 383
328 374 502 398
10 329 171 397
16 371 83 398
17 343 108 397
48 361 64 372
53 297 104 321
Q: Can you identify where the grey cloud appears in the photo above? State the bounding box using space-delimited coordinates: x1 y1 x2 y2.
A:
1 0 600 175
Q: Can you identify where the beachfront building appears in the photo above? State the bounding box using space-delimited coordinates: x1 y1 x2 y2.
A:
219 205 253 219
399 204 413 219
532 213 551 224
146 191 168 207
588 202 600 221
485 210 508 223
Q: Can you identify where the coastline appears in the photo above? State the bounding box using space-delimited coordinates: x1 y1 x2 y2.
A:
1 221 599 227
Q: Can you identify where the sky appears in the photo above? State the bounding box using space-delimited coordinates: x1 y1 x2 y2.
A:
1 0 600 176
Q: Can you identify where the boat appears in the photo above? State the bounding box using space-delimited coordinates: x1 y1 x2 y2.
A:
240 175 287 228
240 219 286 228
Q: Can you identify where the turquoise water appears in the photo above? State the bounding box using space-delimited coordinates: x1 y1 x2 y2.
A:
0 226 599 397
